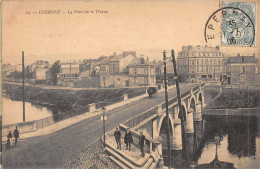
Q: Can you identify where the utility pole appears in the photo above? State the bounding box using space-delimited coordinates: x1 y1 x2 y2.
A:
171 49 188 166
22 51 25 122
163 51 172 168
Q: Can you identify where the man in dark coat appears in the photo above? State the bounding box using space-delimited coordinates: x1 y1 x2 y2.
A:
124 128 133 151
13 126 19 146
114 127 121 149
139 131 146 157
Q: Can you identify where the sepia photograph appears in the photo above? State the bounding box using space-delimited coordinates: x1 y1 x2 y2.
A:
1 0 260 169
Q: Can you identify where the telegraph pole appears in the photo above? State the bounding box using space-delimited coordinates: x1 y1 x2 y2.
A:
171 49 188 166
22 51 25 122
163 51 172 168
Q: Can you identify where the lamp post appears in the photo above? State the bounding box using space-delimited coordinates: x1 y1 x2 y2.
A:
214 135 220 159
101 107 107 148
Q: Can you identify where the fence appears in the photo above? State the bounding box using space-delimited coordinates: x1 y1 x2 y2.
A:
124 108 157 129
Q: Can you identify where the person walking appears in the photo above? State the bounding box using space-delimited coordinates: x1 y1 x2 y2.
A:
139 131 146 157
124 128 133 151
114 127 121 149
13 126 20 146
6 131 12 148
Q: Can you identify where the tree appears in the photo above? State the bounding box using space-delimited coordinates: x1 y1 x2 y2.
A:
50 60 61 85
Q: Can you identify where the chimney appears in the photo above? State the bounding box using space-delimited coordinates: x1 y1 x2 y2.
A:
113 52 116 57
141 57 145 64
253 53 255 57
182 46 185 50
147 56 149 62
188 45 192 50
237 53 240 57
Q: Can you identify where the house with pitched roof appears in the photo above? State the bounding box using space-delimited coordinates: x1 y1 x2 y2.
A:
128 56 156 86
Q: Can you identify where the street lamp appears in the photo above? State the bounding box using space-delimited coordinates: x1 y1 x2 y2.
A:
214 135 220 159
101 106 107 148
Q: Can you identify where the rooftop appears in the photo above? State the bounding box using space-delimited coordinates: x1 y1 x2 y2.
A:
227 54 257 64
178 45 224 58
128 57 154 67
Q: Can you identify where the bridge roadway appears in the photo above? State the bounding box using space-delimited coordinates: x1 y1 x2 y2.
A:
2 83 199 168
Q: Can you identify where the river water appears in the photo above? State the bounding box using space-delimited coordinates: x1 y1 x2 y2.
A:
2 96 54 126
161 114 260 169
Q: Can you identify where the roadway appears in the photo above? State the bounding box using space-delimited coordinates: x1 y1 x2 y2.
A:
2 83 198 168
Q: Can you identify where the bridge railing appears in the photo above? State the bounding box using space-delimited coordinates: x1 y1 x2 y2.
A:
95 96 124 109
124 107 157 129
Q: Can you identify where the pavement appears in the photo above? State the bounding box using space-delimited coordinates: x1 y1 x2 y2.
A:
2 83 198 168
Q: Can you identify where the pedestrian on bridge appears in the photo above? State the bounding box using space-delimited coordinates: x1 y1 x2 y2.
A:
139 131 146 157
124 128 133 151
13 126 20 146
114 127 121 149
5 131 12 148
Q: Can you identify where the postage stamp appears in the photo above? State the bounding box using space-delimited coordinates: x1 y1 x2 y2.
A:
221 1 257 46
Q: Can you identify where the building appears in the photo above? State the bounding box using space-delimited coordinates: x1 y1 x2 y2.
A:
57 62 80 86
128 57 156 86
2 64 17 78
109 51 136 74
177 45 224 83
29 60 49 73
99 56 112 74
226 54 257 86
100 74 130 87
33 67 49 80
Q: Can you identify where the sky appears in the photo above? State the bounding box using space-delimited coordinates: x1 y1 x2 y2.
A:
2 0 259 65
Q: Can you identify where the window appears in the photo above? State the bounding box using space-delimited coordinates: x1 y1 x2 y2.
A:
242 66 246 74
197 59 199 72
144 69 148 75
134 68 137 74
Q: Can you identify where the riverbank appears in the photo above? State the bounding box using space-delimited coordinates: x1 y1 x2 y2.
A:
206 88 260 109
3 83 146 110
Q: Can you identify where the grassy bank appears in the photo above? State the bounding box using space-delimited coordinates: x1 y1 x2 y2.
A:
206 88 260 109
4 84 146 109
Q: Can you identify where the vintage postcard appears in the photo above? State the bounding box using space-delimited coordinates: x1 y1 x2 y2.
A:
1 0 260 169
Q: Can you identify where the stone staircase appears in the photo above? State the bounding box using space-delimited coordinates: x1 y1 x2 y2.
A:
102 133 158 169
105 146 157 169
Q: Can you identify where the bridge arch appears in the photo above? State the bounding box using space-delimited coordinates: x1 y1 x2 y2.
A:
157 113 174 136
197 91 204 107
189 97 196 119
180 102 187 121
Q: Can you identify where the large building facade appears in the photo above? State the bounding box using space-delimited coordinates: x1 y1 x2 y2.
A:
177 45 224 83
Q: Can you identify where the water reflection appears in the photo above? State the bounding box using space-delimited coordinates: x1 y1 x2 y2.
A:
161 114 259 169
2 96 73 126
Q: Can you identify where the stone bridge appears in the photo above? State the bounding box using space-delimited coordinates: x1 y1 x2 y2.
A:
105 82 206 168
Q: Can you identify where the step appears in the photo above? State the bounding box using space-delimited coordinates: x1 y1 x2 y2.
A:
149 162 158 169
142 158 154 169
108 156 129 169
104 139 150 167
106 147 138 169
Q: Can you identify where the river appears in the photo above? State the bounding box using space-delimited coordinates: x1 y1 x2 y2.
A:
161 113 260 168
1 96 73 126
